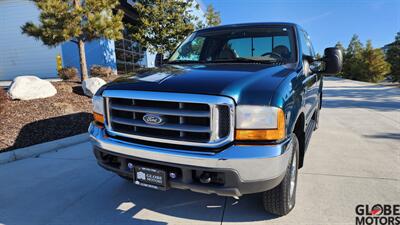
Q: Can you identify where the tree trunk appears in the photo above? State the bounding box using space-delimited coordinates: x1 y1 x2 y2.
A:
73 0 87 82
78 39 88 82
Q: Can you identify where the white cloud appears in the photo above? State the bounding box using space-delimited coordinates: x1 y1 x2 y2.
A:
300 11 333 24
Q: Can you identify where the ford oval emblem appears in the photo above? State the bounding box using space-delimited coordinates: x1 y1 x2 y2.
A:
143 114 164 125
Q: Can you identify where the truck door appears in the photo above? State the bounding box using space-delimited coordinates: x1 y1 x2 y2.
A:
300 30 318 126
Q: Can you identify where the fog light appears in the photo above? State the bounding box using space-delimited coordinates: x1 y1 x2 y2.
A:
200 172 211 184
127 163 134 170
169 172 177 179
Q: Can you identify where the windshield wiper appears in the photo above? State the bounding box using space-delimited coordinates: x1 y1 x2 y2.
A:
207 57 282 64
166 60 204 64
167 58 287 65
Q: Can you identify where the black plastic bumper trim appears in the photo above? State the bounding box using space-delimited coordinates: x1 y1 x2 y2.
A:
93 146 286 197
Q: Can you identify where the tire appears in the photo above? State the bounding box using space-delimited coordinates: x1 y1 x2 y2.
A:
313 107 320 130
313 95 321 130
262 134 299 216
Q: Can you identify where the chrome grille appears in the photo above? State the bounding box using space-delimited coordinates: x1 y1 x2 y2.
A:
102 90 235 148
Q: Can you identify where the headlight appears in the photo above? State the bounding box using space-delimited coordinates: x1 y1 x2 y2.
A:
92 95 105 124
235 105 285 141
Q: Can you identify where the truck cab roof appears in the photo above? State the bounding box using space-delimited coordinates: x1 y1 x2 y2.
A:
196 22 300 33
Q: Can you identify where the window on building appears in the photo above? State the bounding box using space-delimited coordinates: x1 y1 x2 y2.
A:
115 34 145 74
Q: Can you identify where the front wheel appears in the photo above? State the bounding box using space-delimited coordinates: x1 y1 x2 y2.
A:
314 94 322 130
262 134 299 216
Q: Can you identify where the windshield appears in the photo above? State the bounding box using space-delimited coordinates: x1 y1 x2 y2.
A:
168 26 297 64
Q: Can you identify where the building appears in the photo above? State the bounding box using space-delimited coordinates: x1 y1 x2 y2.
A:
0 0 205 81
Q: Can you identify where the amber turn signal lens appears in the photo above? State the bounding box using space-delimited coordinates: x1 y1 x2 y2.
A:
235 129 284 141
93 112 105 124
235 109 285 141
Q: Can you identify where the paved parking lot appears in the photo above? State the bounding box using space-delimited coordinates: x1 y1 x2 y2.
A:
0 77 399 225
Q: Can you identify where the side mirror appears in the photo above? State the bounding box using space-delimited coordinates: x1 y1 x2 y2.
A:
155 53 164 67
323 47 343 74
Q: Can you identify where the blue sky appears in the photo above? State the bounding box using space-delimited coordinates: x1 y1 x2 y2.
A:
201 0 400 54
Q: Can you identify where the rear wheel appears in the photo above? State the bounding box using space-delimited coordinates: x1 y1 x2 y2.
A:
262 134 299 216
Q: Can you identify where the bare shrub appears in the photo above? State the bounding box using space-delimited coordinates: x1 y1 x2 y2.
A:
58 67 78 81
90 65 114 78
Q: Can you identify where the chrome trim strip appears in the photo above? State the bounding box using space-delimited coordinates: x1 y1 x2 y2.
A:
111 104 210 117
89 124 292 182
105 97 112 130
102 90 235 148
112 117 210 133
102 90 233 105
210 105 219 141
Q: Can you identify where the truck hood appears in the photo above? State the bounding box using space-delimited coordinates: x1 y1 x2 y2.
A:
104 64 295 105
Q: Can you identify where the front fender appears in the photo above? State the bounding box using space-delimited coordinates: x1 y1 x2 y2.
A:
270 72 306 136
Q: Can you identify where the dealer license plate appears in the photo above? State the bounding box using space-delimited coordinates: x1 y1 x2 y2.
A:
134 166 167 191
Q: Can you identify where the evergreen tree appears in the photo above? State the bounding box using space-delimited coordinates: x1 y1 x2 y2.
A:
21 0 124 81
129 0 199 55
205 5 221 27
386 32 400 81
360 40 390 82
315 53 322 60
196 4 221 29
343 34 364 80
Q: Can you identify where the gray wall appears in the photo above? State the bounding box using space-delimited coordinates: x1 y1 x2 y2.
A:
0 0 61 80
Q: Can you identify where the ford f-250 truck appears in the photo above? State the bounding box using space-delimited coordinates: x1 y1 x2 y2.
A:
89 22 342 216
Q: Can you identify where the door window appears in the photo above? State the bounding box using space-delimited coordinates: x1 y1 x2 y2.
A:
300 30 315 57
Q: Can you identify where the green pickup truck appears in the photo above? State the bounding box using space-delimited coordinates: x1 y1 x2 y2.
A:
89 22 342 216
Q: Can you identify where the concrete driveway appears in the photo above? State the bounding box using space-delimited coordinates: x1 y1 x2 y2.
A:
0 77 399 225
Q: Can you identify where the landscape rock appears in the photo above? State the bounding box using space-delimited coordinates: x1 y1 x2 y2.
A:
8 76 57 100
82 77 106 97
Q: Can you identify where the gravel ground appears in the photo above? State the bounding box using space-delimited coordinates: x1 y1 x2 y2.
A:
0 81 93 152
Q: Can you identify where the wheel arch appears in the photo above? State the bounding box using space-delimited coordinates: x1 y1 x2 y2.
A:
291 112 305 168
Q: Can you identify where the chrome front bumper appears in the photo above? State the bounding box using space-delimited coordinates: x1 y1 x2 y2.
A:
89 123 292 182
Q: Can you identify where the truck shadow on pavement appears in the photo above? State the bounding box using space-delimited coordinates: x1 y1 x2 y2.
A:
3 112 92 151
94 177 278 224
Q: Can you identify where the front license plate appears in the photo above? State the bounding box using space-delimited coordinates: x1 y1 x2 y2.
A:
134 166 167 191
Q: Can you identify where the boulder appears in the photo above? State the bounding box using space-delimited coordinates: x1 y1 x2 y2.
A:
82 77 106 97
8 76 57 100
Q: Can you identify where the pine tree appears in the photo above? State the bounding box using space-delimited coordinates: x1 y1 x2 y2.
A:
343 34 364 80
386 32 400 82
315 53 322 60
360 40 390 83
205 5 221 27
21 0 124 81
129 0 199 55
196 4 221 29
